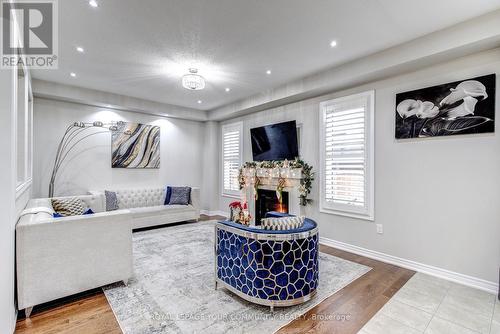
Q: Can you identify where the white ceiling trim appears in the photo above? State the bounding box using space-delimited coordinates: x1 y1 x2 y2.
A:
208 9 500 121
32 79 208 122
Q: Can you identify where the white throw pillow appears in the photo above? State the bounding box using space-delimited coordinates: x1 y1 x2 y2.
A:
261 216 305 231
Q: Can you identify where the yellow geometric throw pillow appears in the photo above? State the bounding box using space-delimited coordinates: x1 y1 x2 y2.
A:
51 197 86 217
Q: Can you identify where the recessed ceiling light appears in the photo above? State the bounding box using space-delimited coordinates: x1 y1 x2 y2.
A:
88 0 98 8
70 72 76 77
266 70 271 75
225 87 230 92
197 100 202 104
330 40 338 48
76 46 84 53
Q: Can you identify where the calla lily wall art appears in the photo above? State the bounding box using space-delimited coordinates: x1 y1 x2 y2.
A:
395 74 496 139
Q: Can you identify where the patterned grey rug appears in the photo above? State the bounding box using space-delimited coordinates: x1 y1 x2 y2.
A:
103 221 370 334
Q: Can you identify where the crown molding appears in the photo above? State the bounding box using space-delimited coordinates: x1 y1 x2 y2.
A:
32 79 208 122
209 9 500 121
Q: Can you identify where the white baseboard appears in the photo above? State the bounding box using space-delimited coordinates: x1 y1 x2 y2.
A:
200 210 228 218
320 237 498 294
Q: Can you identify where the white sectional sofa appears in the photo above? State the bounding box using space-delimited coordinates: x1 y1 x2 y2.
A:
16 194 133 317
90 186 200 229
16 186 200 316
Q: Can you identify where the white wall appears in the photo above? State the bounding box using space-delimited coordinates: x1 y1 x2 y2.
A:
201 121 220 213
0 61 34 334
218 48 500 286
33 98 206 201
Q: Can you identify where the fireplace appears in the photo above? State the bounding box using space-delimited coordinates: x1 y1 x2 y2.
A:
255 189 289 225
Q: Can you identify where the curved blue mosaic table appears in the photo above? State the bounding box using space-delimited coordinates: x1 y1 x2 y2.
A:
214 214 319 311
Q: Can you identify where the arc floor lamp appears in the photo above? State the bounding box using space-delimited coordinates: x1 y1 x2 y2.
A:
48 120 125 197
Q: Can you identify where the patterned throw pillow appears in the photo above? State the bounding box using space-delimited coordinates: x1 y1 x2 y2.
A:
105 190 119 211
261 216 305 231
168 187 191 205
51 198 86 217
52 208 94 218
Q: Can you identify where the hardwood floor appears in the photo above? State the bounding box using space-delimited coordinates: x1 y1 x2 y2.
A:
15 291 120 334
277 246 415 334
15 218 415 334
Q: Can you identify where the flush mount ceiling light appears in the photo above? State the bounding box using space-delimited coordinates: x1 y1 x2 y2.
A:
89 0 98 8
330 40 338 48
182 68 206 90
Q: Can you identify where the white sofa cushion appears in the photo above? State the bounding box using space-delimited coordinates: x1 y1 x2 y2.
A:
114 188 166 209
129 204 196 219
16 200 133 310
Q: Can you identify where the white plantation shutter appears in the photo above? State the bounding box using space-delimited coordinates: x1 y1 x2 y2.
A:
222 122 243 196
320 91 374 220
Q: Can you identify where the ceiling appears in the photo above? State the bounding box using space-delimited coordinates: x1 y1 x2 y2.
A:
32 0 500 111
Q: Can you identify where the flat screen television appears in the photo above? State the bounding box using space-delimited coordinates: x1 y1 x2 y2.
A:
250 120 299 161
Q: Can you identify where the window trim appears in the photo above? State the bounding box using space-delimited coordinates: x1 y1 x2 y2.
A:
221 121 243 198
319 90 375 221
15 62 33 199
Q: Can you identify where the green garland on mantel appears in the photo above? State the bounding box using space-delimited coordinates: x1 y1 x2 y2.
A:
238 158 314 206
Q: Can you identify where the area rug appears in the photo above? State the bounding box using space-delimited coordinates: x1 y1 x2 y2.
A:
103 221 370 334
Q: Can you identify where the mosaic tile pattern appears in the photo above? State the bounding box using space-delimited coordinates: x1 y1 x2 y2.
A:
216 228 319 301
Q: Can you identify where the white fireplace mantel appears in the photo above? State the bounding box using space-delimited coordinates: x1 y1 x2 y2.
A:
241 167 304 225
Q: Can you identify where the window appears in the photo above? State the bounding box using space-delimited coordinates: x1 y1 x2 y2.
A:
319 91 374 220
222 122 243 197
15 64 33 197
16 70 27 187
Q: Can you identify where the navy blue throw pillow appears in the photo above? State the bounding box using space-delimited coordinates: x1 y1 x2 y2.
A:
52 212 64 218
164 186 172 205
83 208 94 215
168 187 191 205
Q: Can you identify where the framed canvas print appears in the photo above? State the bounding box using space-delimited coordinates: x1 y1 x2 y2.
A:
395 74 495 139
112 122 160 168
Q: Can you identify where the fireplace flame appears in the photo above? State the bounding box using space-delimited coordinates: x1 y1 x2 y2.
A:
277 203 287 213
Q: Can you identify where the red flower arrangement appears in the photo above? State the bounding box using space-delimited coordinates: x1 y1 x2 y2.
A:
229 201 248 210
229 201 242 209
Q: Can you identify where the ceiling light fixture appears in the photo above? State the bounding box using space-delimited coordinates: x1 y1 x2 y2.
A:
330 40 337 48
197 100 202 104
70 72 76 77
182 68 206 90
266 70 271 75
76 46 84 53
88 0 98 8
225 87 230 92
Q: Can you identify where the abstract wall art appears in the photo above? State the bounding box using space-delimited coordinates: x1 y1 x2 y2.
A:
395 74 495 139
112 122 160 168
